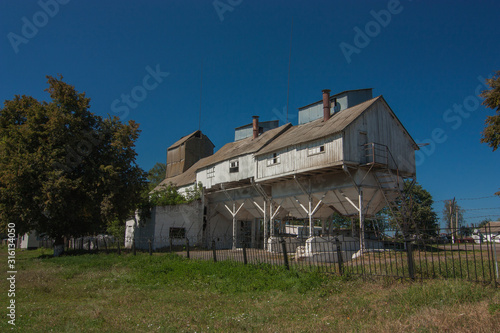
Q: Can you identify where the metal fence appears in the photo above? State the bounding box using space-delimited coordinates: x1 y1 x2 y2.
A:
40 227 499 287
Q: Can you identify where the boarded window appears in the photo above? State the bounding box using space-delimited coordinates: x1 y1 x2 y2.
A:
267 153 280 166
229 160 239 173
207 166 215 178
169 227 186 239
308 145 325 156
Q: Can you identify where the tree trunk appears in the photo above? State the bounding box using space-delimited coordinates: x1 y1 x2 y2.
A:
53 236 65 257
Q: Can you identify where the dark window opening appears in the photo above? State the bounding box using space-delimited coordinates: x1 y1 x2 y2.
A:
229 160 239 173
169 227 186 239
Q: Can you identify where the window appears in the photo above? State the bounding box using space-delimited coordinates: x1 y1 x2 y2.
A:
267 153 280 166
308 144 325 156
229 160 239 173
206 166 215 178
169 227 186 239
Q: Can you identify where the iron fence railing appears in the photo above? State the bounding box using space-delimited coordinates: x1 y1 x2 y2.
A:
36 227 499 287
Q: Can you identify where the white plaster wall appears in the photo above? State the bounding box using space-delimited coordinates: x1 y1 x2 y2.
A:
134 200 204 250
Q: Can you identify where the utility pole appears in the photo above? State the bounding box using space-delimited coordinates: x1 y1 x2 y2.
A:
450 198 456 244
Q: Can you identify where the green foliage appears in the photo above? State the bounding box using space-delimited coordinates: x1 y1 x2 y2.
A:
387 181 439 236
149 184 188 206
477 219 491 228
136 182 203 224
146 162 166 190
148 182 203 207
0 75 147 244
479 70 500 152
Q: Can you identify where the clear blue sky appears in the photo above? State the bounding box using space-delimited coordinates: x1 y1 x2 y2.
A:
1 0 499 226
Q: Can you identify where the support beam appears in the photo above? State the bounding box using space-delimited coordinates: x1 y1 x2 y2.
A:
294 193 326 237
340 190 360 213
359 188 365 253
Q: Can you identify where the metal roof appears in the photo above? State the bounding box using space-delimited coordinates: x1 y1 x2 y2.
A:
256 95 418 156
167 130 214 151
256 96 380 156
477 221 500 234
155 123 292 189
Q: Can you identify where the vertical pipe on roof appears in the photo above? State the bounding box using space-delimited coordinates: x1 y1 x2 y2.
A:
322 89 331 122
252 116 259 139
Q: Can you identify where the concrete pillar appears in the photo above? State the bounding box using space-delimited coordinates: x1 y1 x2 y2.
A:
309 195 314 237
232 202 237 250
263 200 268 250
359 188 365 253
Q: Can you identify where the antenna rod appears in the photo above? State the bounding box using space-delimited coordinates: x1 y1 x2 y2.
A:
199 60 203 131
286 18 293 124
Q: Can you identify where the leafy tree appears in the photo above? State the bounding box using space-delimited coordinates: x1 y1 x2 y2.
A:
0 75 147 254
442 199 465 231
476 219 491 228
479 70 500 152
388 181 439 237
147 162 166 190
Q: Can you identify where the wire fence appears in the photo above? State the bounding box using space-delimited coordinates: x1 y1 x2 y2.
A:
37 227 499 287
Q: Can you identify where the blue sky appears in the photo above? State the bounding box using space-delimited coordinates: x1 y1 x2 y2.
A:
1 0 499 226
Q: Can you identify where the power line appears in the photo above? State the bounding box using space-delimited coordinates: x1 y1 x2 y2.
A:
462 207 500 212
434 195 497 202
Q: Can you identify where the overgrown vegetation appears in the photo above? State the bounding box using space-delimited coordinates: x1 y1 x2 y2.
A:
1 248 498 332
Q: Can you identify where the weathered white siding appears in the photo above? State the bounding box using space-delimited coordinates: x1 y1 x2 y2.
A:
197 154 255 189
256 134 343 180
343 101 416 175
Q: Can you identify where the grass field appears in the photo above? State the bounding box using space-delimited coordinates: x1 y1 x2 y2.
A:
1 248 499 332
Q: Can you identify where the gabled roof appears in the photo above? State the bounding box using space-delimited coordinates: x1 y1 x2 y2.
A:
197 123 291 169
167 130 214 151
154 123 292 189
256 96 418 156
478 221 500 234
257 96 378 155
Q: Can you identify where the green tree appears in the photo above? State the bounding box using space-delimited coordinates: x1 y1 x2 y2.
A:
0 75 147 254
388 181 439 236
477 219 491 228
479 70 500 152
147 162 166 190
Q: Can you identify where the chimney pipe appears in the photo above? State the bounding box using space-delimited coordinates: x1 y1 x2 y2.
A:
322 89 331 122
252 116 259 139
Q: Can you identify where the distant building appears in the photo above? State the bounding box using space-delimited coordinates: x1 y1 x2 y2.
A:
473 221 500 243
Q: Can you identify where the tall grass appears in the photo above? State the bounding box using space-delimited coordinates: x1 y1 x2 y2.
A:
0 248 499 332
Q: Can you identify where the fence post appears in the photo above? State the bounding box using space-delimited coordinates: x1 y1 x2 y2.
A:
335 237 343 276
212 240 217 262
148 239 152 256
117 240 121 255
186 238 190 259
170 237 173 252
281 238 289 270
133 239 136 256
242 241 247 265
490 224 498 286
406 240 415 280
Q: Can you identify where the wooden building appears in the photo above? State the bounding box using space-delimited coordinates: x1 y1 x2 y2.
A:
136 88 418 252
